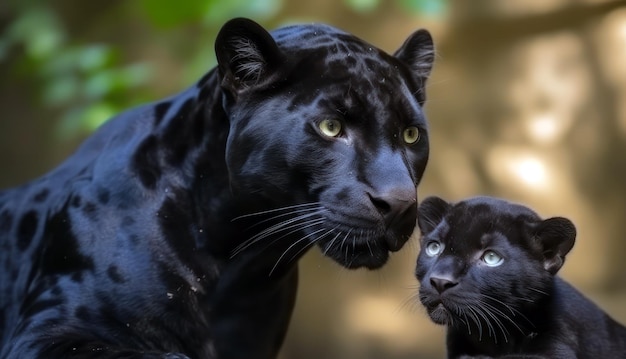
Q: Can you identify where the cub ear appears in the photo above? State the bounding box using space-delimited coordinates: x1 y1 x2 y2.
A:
215 18 284 97
534 217 576 275
393 29 435 104
417 196 450 235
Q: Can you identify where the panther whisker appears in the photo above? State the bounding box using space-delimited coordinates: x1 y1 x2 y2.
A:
481 299 528 336
234 208 324 242
466 306 484 341
279 227 339 273
398 291 423 314
235 207 326 235
452 303 467 329
238 205 326 231
477 300 510 343
269 226 328 276
322 227 342 256
527 287 549 296
473 304 497 342
365 235 374 257
231 211 326 257
231 202 322 221
341 229 353 264
482 294 535 329
259 218 328 253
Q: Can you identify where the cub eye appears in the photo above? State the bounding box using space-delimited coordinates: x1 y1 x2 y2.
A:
402 126 420 144
425 241 443 257
318 119 342 138
482 250 503 267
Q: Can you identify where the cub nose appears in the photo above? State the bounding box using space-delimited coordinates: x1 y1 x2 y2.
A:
430 276 458 294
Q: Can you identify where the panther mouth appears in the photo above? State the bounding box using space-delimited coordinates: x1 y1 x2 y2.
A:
231 202 413 270
315 216 414 269
425 302 452 325
318 235 390 269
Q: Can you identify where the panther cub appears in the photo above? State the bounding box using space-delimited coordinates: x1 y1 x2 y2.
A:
0 18 434 359
415 196 626 358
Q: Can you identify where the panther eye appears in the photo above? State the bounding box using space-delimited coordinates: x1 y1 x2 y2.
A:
318 119 342 138
402 126 420 144
482 250 503 267
425 241 443 257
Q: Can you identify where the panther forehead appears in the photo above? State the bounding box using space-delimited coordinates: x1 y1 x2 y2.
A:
272 23 397 75
267 28 423 129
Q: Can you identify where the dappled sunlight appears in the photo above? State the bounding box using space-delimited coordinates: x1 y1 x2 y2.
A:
525 112 564 144
486 147 552 193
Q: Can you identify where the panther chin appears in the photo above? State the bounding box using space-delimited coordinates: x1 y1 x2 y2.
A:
317 231 408 270
425 301 453 325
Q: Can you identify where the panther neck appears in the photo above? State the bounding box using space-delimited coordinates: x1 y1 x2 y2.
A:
141 71 306 277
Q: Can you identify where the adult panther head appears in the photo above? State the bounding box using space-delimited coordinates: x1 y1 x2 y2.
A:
216 18 434 269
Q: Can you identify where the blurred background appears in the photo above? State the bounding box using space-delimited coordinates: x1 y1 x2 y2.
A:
1 0 625 358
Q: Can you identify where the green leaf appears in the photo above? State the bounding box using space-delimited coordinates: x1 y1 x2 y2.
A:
83 102 117 131
77 45 112 72
203 0 283 23
344 0 380 13
139 0 212 28
398 0 447 16
42 75 78 105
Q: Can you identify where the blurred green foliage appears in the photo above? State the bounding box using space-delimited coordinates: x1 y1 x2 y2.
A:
1 0 445 141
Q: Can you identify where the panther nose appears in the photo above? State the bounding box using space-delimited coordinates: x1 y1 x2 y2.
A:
369 192 416 224
430 276 458 294
367 188 417 250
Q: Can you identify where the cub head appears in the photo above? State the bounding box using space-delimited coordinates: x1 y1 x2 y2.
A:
214 18 434 269
415 196 576 332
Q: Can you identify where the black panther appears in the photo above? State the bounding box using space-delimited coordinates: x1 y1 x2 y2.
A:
0 18 434 358
415 196 626 358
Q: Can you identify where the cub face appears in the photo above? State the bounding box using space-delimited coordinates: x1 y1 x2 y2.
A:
415 196 576 327
215 19 434 269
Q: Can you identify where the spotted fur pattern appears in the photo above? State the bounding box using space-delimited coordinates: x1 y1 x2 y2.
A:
0 18 434 358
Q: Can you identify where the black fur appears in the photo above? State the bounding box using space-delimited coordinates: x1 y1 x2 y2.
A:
0 18 435 358
415 196 626 359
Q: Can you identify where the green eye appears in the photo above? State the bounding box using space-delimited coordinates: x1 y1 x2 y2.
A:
319 119 342 138
403 126 420 144
482 250 503 267
425 241 443 257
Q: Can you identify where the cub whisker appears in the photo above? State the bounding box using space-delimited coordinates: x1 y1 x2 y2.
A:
478 300 510 343
466 306 484 341
473 303 497 342
482 294 535 330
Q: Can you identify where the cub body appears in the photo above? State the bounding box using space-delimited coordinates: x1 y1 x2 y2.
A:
416 196 626 359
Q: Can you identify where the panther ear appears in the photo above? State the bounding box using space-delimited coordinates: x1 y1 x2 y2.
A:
393 29 435 104
215 18 284 97
417 196 450 235
534 217 576 275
